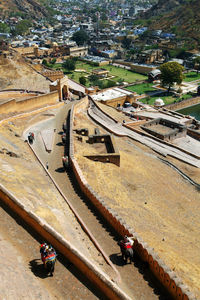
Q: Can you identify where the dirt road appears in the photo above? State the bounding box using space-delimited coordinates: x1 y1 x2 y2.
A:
28 102 170 299
0 200 106 300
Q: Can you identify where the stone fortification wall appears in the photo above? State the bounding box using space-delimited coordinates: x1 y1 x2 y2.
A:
42 70 64 82
0 91 58 114
68 99 196 300
165 97 200 111
0 183 131 300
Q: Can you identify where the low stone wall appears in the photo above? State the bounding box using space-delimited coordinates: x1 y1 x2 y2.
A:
85 154 120 167
89 96 118 124
165 97 200 111
141 118 187 141
0 183 131 300
187 128 200 141
69 100 197 300
0 91 58 114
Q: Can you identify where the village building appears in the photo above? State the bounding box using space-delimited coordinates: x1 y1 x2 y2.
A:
148 69 161 82
92 68 109 78
91 87 136 108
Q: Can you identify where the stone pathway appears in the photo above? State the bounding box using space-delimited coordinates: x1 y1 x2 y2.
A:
88 103 200 168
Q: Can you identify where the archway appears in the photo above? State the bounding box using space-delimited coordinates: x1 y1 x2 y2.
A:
62 85 69 100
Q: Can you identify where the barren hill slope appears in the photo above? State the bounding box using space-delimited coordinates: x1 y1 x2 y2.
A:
0 52 50 92
0 0 49 19
144 0 200 48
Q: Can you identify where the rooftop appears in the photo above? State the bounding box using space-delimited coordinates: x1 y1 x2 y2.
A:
91 87 133 102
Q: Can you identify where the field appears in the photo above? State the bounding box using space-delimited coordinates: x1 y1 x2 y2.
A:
140 92 193 105
183 71 200 82
125 82 156 94
52 61 147 86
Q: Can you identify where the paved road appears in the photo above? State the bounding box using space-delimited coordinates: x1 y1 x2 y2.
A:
88 103 200 168
27 102 170 299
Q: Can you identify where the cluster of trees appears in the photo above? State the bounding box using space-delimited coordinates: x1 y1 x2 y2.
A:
62 58 77 71
72 30 89 46
79 74 115 88
0 19 32 36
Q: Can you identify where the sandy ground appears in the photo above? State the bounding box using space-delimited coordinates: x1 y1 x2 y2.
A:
0 201 101 300
0 52 50 92
0 107 108 275
74 109 200 298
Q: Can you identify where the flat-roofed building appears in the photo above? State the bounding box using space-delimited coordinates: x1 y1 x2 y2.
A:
92 68 109 78
91 87 136 108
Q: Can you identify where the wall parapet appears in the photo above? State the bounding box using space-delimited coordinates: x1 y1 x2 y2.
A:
0 91 58 115
69 100 197 300
165 97 200 111
0 182 132 300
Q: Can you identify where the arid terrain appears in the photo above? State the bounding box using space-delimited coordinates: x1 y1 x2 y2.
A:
0 52 50 92
74 107 200 298
1 55 200 298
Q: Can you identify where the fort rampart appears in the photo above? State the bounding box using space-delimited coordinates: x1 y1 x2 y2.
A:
0 181 131 300
69 98 197 300
0 91 58 114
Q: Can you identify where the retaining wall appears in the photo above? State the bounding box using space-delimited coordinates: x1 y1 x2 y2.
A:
165 97 200 111
69 99 197 300
0 183 132 300
0 91 58 114
187 128 200 141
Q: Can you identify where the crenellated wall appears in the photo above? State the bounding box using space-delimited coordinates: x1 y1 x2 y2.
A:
68 99 197 300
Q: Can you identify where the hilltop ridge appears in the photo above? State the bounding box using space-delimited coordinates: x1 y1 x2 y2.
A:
0 0 49 19
142 0 200 48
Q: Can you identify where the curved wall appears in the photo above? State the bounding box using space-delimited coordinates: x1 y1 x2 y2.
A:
0 91 58 114
0 183 131 300
69 98 197 300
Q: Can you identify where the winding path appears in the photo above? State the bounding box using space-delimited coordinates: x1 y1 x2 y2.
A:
27 102 170 299
88 102 200 168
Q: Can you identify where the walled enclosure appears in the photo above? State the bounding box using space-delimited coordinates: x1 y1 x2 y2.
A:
0 91 58 114
68 97 196 300
141 118 187 141
85 134 120 167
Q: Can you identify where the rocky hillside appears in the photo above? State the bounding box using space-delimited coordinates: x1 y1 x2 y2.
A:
0 0 50 19
143 0 200 48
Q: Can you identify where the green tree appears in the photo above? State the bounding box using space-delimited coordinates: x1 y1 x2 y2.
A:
160 62 184 92
42 59 48 66
89 74 98 83
0 22 10 33
101 12 107 21
122 37 131 49
51 58 56 65
62 59 76 72
15 20 32 35
72 30 89 46
79 76 86 85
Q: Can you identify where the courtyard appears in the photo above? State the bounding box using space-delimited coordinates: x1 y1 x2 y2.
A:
52 60 147 87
